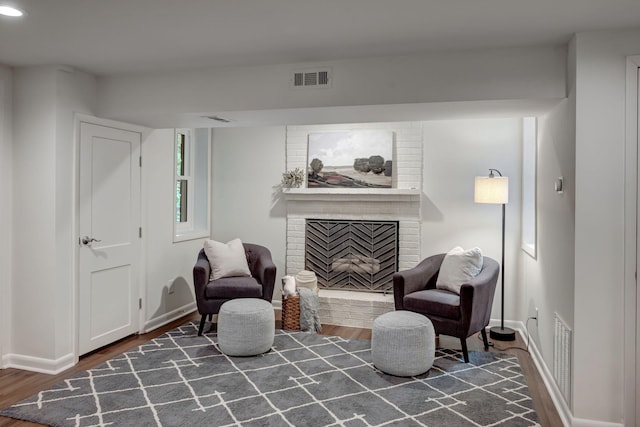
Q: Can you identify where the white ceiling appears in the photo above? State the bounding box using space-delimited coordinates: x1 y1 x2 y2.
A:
2 0 639 127
2 0 640 77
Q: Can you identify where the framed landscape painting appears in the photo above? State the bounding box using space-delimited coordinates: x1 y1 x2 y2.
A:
307 131 393 188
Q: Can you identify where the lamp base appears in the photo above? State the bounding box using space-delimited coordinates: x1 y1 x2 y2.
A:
489 326 516 341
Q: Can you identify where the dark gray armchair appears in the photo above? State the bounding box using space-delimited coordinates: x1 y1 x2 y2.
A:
393 254 499 362
193 243 276 335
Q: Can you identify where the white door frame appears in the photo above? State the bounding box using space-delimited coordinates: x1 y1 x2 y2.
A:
624 55 640 427
0 80 6 368
73 114 149 362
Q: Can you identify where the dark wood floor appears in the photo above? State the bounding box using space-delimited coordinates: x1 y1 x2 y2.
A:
0 312 562 427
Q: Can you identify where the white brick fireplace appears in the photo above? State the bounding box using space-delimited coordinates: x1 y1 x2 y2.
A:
283 122 424 328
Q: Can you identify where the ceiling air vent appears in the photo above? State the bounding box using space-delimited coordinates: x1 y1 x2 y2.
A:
292 68 331 89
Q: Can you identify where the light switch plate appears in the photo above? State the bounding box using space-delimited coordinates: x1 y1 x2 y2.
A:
555 176 564 194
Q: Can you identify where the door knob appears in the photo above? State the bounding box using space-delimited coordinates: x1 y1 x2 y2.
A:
81 236 102 245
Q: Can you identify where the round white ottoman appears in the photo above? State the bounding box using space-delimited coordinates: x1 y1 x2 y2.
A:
372 310 435 377
217 298 275 356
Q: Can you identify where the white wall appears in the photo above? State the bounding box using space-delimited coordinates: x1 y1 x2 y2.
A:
421 118 522 322
573 29 640 424
211 126 287 300
9 66 96 368
54 68 97 358
12 67 59 360
0 66 12 366
523 96 576 403
142 129 202 330
96 46 566 128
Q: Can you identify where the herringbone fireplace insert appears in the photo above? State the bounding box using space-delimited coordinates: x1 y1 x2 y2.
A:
305 219 398 293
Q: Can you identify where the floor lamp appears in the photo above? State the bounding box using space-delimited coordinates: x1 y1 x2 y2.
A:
474 169 515 341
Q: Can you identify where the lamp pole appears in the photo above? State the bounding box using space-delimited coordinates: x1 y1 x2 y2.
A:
487 169 515 341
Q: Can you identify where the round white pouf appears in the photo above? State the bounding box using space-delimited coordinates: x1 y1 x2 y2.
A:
217 298 275 356
372 310 435 377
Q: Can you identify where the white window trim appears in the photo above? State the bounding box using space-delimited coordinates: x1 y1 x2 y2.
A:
175 129 193 234
522 116 537 258
174 128 211 242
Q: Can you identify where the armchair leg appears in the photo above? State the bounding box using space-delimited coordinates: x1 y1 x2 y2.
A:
198 315 207 336
460 338 470 363
481 328 490 350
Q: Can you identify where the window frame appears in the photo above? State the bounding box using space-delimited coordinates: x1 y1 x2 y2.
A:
521 116 537 258
175 129 194 234
173 128 211 242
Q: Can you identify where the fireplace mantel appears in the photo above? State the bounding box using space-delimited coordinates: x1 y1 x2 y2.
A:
282 188 420 202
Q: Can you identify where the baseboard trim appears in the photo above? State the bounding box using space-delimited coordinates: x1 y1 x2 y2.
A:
2 352 75 375
571 418 624 427
490 319 623 427
144 302 197 333
491 319 571 426
523 324 573 427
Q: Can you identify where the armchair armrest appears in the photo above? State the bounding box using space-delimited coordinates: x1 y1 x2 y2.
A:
252 253 277 302
193 250 211 307
393 254 445 310
243 243 277 303
458 257 500 333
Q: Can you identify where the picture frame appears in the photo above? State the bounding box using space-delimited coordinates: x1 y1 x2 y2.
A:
307 130 394 188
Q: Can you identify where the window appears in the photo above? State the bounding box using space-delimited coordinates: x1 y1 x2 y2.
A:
175 129 191 228
174 128 211 242
522 117 537 258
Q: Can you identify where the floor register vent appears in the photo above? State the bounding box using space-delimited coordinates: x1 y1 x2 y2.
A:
292 68 331 88
553 312 572 404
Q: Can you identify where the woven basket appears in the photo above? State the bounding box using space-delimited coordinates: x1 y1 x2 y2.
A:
281 294 301 331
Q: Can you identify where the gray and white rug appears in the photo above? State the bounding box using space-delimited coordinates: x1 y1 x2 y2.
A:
1 322 539 426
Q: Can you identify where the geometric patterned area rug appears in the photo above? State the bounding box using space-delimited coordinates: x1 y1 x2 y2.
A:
1 322 539 426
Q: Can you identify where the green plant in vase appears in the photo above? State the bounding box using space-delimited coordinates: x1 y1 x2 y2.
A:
281 167 305 188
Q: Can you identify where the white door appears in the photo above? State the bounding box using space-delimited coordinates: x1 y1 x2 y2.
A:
78 121 141 355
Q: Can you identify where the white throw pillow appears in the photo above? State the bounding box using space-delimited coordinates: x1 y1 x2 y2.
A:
435 246 483 294
203 238 251 281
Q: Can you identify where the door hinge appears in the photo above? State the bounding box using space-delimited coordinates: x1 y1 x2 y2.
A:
139 227 142 238
139 156 142 167
139 298 142 310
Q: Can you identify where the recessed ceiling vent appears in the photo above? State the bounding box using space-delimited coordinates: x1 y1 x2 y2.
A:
204 115 232 123
291 68 331 89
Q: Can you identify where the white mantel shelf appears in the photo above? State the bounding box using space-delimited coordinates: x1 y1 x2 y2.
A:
282 188 421 202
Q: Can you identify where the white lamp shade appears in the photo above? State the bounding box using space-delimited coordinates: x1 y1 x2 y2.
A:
475 176 509 204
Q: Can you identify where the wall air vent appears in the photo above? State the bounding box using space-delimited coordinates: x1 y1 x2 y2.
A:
553 312 572 404
291 68 331 89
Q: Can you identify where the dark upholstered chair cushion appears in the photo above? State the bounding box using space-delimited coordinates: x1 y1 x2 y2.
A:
204 276 263 299
403 289 461 320
393 254 499 362
193 243 276 336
